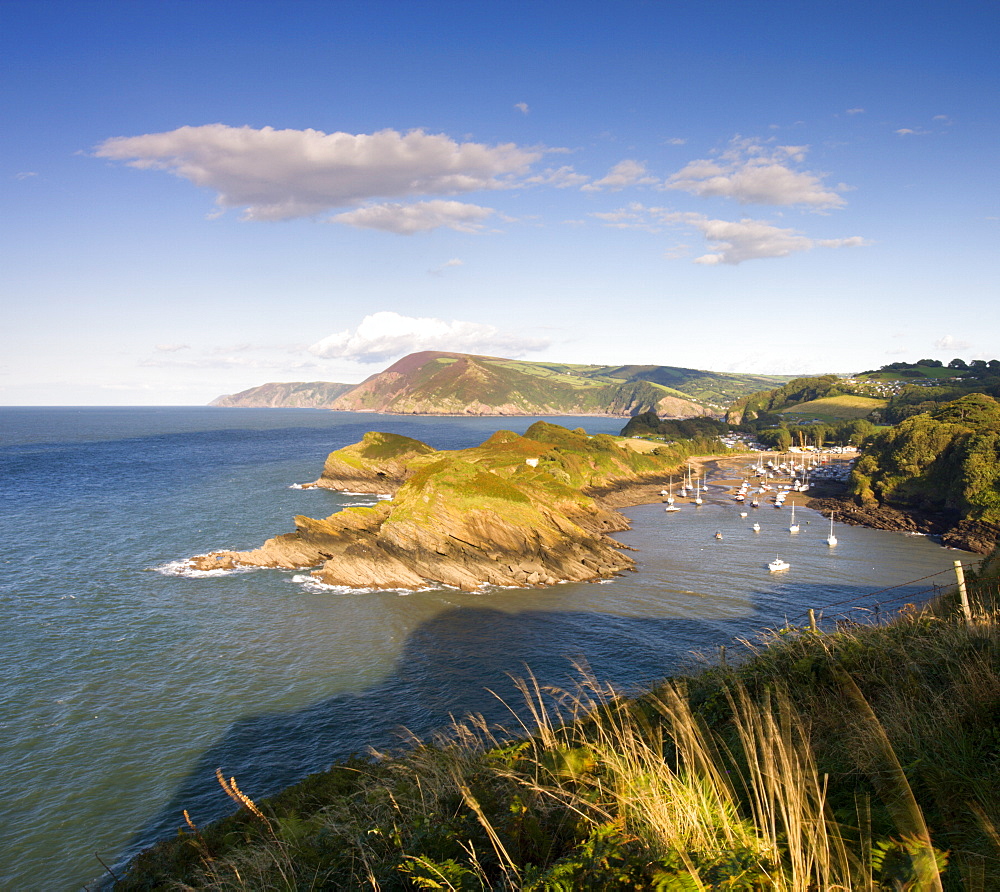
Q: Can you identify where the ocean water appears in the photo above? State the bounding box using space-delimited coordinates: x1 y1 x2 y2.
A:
0 408 974 890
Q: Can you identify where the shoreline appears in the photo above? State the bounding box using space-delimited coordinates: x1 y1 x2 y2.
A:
592 451 995 554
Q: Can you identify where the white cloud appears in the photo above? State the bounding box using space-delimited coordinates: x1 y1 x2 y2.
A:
895 127 930 136
934 334 971 351
690 217 867 265
663 137 687 146
846 108 866 115
428 258 464 276
94 124 542 221
689 217 815 264
308 311 550 363
154 343 190 352
592 203 868 264
14 171 37 180
330 200 494 234
515 102 530 114
524 165 590 188
582 159 659 192
665 138 846 209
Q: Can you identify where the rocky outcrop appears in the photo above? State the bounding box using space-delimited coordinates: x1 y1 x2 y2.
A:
187 423 690 591
808 494 999 554
304 431 436 494
941 519 1000 554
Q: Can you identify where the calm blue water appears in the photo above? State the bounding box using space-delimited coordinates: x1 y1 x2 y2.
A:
0 408 974 890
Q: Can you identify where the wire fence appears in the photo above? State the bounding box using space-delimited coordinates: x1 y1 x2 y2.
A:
778 564 1000 631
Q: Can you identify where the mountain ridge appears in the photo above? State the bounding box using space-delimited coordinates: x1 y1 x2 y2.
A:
210 351 789 417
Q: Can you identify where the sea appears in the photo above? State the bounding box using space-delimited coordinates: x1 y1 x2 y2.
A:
0 407 977 890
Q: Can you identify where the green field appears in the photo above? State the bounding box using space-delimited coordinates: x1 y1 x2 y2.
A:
779 394 886 422
862 365 960 381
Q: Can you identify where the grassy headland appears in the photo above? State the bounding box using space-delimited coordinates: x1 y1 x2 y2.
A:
118 550 1000 890
188 422 732 591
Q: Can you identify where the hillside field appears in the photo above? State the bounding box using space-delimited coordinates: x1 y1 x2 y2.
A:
779 394 887 422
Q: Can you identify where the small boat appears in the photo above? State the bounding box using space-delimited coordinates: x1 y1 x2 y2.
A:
694 479 703 506
826 513 838 547
788 504 800 533
714 530 723 539
752 522 761 532
740 511 748 518
768 556 790 572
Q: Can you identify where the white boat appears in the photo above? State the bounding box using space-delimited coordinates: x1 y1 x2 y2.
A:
752 522 761 532
694 479 703 505
826 513 838 547
714 530 723 539
665 478 680 511
768 556 790 572
789 504 800 533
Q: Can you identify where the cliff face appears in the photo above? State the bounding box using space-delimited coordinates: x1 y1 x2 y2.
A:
188 423 685 591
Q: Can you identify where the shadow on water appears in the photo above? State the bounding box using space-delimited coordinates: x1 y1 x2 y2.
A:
116 578 935 876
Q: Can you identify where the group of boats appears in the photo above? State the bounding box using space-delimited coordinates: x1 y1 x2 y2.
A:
661 464 707 513
662 460 840 573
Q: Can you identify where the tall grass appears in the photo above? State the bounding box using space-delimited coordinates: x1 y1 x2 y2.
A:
118 582 1000 890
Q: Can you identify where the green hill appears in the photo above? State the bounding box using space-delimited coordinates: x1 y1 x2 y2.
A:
849 393 1000 540
779 394 888 423
327 351 788 417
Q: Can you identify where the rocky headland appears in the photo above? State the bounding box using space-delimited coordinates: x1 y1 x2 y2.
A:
189 424 718 591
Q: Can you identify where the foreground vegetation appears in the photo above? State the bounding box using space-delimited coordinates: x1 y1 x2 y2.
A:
118 552 1000 890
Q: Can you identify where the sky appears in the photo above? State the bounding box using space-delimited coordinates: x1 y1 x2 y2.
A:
2 0 998 405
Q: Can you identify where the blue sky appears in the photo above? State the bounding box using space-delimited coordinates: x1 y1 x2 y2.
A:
3 0 998 405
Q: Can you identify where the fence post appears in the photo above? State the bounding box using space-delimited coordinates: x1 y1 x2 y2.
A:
954 560 972 622
808 608 819 634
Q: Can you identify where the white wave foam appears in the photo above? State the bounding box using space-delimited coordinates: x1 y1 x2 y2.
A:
290 574 430 595
153 559 255 579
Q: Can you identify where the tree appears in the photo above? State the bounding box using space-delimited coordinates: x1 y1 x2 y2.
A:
848 419 876 447
949 358 969 370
